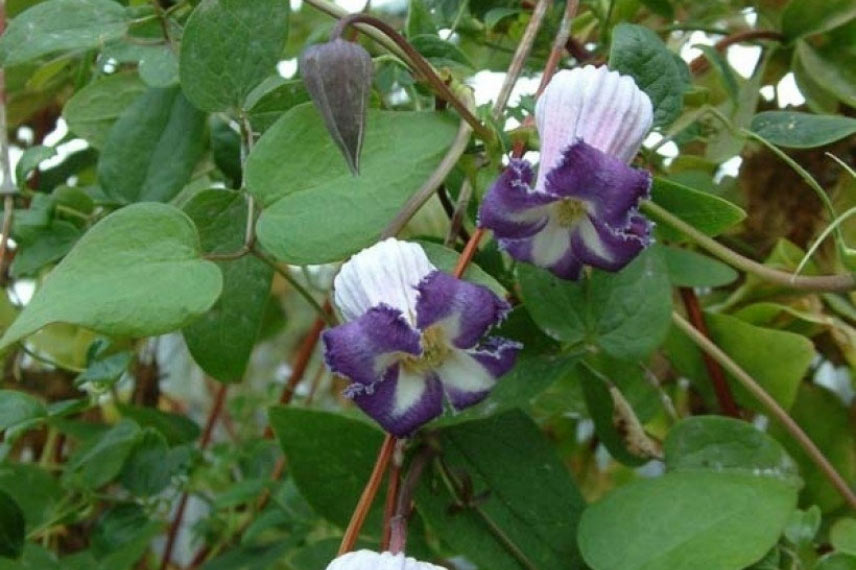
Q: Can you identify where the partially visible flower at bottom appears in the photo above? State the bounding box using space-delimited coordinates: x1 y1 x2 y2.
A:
326 549 447 570
322 238 521 437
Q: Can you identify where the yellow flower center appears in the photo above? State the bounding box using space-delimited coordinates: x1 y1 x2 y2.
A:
554 198 587 228
401 325 449 373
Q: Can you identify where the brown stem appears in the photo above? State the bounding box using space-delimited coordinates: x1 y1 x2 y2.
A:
381 439 405 550
330 14 492 142
536 0 579 98
438 185 471 244
338 433 396 554
492 0 551 119
389 445 435 553
453 227 486 278
160 383 228 570
678 288 740 418
689 29 784 74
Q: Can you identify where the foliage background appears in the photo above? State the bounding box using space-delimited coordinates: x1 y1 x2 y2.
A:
0 0 855 569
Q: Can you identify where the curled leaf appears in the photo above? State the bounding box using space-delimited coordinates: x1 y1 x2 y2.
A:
299 39 373 175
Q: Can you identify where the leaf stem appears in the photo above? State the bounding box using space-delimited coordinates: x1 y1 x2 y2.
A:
381 438 405 550
640 200 856 292
672 312 856 511
678 288 740 417
251 247 335 326
329 14 493 142
435 457 538 570
339 433 397 555
382 118 473 238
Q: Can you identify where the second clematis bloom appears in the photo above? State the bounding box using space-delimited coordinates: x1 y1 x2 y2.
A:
478 65 655 280
322 238 520 437
327 550 447 569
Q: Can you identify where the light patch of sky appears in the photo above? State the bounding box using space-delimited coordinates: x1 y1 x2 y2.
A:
777 72 806 107
277 58 298 79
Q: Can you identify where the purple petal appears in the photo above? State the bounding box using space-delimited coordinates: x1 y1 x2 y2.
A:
415 271 510 350
478 159 556 240
348 365 444 437
435 339 521 409
571 213 651 273
500 223 584 280
322 304 421 387
545 141 651 229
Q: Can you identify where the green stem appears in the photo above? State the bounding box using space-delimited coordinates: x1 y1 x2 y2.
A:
251 247 335 326
672 312 856 511
435 458 538 570
641 200 856 292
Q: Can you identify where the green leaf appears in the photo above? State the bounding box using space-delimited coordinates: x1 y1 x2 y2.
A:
816 554 856 570
116 403 200 445
770 384 856 512
640 0 673 19
62 72 147 149
98 87 206 203
0 203 223 349
120 431 191 497
782 0 856 39
417 410 586 570
660 245 738 287
664 416 801 485
578 470 797 570
609 23 688 127
705 313 814 411
182 190 273 382
138 46 179 88
784 506 821 546
0 491 24 559
750 111 856 148
695 44 739 102
0 464 63 531
0 0 129 65
0 544 57 569
248 104 458 264
10 221 81 278
650 177 746 241
63 419 142 489
246 77 310 134
518 247 671 360
74 350 132 389
268 407 385 530
15 145 55 187
0 390 46 432
418 240 505 296
579 362 654 466
795 40 856 108
91 503 162 569
179 0 289 112
832 518 856 555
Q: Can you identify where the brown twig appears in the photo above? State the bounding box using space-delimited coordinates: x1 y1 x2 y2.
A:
689 29 784 74
380 439 405 550
338 433 397 554
536 0 579 97
673 312 856 511
492 0 551 119
678 288 740 417
160 383 228 570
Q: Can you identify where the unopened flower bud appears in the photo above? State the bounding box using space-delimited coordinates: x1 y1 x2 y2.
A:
299 38 373 175
326 550 447 569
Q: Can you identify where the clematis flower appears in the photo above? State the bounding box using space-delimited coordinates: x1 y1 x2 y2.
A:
322 238 520 437
478 65 655 280
326 549 447 569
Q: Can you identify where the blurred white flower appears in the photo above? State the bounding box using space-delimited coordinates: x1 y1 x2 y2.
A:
326 549 447 569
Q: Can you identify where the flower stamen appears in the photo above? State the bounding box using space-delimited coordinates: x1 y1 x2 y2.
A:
401 326 449 373
554 198 587 228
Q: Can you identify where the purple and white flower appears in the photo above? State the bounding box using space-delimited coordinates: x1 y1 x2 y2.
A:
322 238 520 437
326 549 447 569
478 65 655 280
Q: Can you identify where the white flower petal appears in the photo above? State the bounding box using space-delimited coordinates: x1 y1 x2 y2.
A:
534 65 653 191
326 550 448 570
333 238 436 323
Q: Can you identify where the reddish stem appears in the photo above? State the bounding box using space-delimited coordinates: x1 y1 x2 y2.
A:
380 439 404 550
679 288 740 417
338 433 397 555
160 383 228 570
689 29 784 74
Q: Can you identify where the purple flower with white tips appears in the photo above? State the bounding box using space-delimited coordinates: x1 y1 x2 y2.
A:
322 239 521 437
478 65 655 280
